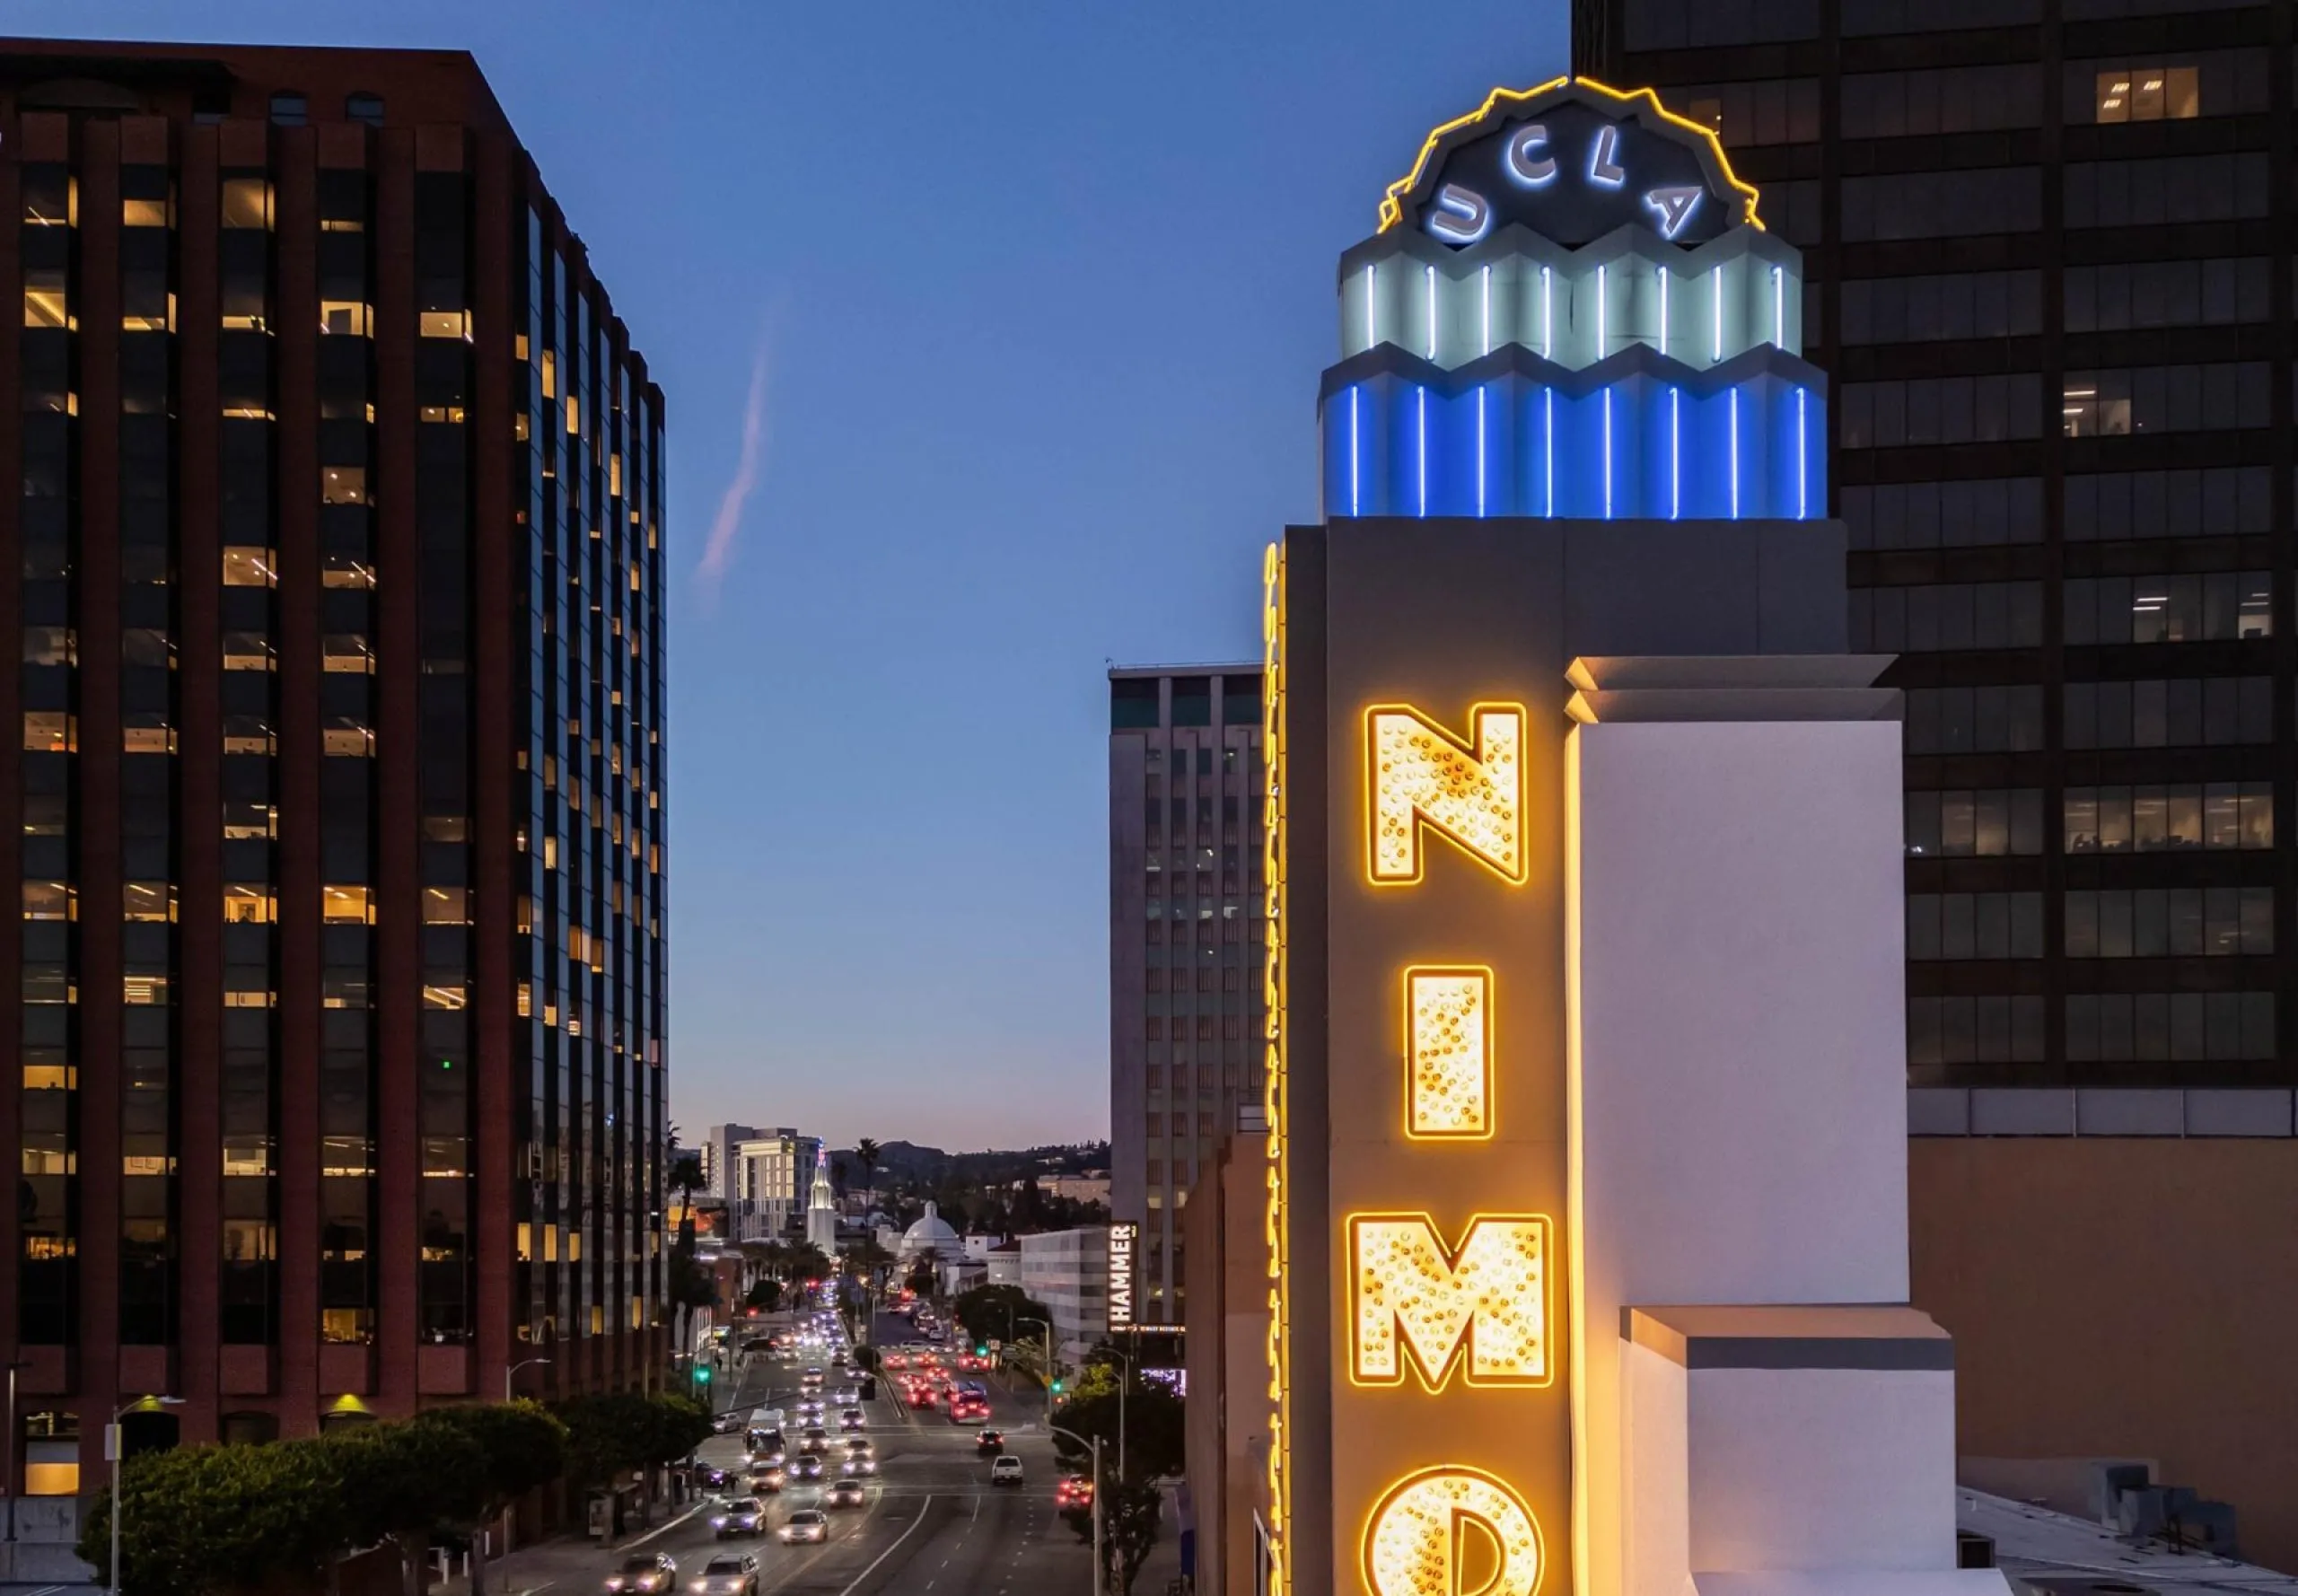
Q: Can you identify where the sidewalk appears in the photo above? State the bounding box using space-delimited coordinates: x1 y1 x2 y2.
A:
430 1498 706 1596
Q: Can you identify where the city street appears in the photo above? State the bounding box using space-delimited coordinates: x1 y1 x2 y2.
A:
475 1311 1093 1596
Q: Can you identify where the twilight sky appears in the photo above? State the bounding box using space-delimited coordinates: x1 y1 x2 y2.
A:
38 1 1570 1150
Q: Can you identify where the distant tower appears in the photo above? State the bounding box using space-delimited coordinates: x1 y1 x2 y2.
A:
806 1147 838 1253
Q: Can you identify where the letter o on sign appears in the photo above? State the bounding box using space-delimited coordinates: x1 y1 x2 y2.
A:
1363 1467 1542 1596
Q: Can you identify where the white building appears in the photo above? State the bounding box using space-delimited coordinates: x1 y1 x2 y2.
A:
699 1123 759 1198
728 1128 819 1242
1017 1226 1110 1362
805 1147 838 1254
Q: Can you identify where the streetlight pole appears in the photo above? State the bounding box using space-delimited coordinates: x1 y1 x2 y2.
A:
1049 1425 1105 1596
4 1361 26 1562
504 1356 551 1405
108 1396 183 1596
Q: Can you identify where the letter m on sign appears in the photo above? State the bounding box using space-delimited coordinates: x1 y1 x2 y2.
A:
1365 704 1526 884
1349 1214 1550 1389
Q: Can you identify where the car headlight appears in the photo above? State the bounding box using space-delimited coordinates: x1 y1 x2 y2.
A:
710 1516 728 1528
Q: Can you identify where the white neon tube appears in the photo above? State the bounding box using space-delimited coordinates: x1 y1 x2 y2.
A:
1541 265 1553 361
1425 264 1437 361
1597 264 1608 360
1657 263 1669 359
1417 387 1427 517
1712 267 1723 364
1349 387 1361 515
1367 263 1378 350
1602 387 1613 520
1797 387 1809 519
1480 264 1492 357
1772 265 1784 349
1477 387 1488 517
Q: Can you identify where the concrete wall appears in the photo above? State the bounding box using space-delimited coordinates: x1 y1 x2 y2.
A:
1574 718 1912 1594
1185 1129 1272 1596
1911 1137 2298 1572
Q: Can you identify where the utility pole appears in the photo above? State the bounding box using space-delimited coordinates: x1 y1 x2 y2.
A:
1050 1425 1106 1596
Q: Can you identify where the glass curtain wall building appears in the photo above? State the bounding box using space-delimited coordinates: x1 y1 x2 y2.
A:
0 41 667 1513
1586 4 2298 1565
1109 667 1267 1326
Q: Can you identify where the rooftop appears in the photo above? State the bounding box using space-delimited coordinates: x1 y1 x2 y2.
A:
1962 1488 2298 1596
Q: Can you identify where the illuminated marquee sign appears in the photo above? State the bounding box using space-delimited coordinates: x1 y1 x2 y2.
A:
1108 1222 1137 1329
1351 698 1550 1596
1380 79 1758 249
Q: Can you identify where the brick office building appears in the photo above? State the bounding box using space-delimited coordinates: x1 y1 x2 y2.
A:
0 39 669 1525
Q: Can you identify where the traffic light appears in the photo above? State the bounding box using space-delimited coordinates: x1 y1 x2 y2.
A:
695 1363 712 1384
976 1345 988 1357
1050 1379 1064 1395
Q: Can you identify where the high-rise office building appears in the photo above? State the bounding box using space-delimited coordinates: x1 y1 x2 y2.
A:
1588 6 2298 1563
700 1121 759 1199
1109 666 1267 1325
0 39 669 1517
729 1128 818 1242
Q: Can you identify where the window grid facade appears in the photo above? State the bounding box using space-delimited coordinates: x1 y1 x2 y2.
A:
1109 669 1267 1323
1599 0 2294 1088
0 44 667 1496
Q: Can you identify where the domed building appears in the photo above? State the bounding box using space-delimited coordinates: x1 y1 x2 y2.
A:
899 1201 962 1260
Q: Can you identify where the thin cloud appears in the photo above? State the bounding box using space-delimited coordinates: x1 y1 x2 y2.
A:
697 329 773 600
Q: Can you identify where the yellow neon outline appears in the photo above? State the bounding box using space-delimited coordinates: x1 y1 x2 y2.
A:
1376 75 1764 237
1361 1463 1547 1596
1564 728 1590 1596
1346 1210 1556 1390
1364 701 1530 887
1403 965 1495 1140
1260 539 1291 1596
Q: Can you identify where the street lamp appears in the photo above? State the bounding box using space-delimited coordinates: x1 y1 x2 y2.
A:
109 1395 184 1596
4 1360 29 1561
1049 1424 1105 1596
504 1356 552 1404
1013 1316 1055 1422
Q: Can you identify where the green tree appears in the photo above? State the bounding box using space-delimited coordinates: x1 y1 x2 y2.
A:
414 1401 568 1595
79 1438 346 1596
1061 1477 1164 1594
328 1417 491 1596
743 1275 782 1313
854 1136 881 1215
1049 1381 1185 1482
951 1283 1053 1351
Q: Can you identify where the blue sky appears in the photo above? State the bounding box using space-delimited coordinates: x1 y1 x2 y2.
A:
38 1 1570 1149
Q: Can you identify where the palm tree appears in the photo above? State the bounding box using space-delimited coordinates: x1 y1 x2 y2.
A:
854 1138 881 1219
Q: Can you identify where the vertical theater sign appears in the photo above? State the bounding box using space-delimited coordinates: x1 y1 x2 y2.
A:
1261 79 2005 1596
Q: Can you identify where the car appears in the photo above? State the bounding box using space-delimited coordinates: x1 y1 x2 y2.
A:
694 1464 732 1490
711 1497 766 1539
833 1387 861 1405
799 1426 829 1453
908 1389 936 1409
746 1465 785 1495
779 1509 830 1544
976 1428 1004 1454
1057 1474 1094 1509
604 1552 677 1592
789 1455 826 1482
693 1553 761 1596
714 1411 744 1434
825 1478 867 1509
838 1408 865 1432
990 1455 1023 1486
801 1367 825 1385
952 1399 988 1425
839 1452 878 1477
881 1353 907 1370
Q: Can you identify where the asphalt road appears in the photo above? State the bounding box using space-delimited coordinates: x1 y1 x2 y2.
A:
499 1308 1092 1596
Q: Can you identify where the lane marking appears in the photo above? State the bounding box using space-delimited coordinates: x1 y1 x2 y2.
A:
620 1501 705 1548
831 1490 936 1596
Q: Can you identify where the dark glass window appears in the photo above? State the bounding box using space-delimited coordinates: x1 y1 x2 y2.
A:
268 92 307 127
345 92 384 127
